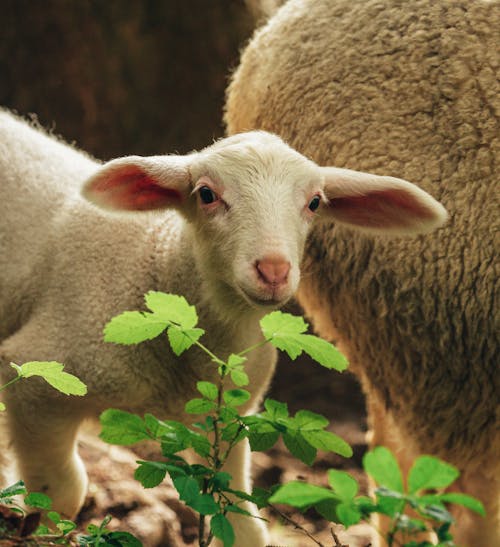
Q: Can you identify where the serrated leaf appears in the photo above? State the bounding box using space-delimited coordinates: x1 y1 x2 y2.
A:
134 461 168 488
295 334 348 371
191 494 219 515
260 311 308 338
173 476 199 504
24 492 52 509
327 469 359 500
249 430 280 452
363 447 404 493
292 409 329 430
189 431 211 458
301 430 353 458
145 291 198 328
210 513 235 547
223 389 251 407
283 431 317 465
230 369 249 386
185 398 216 414
104 311 167 344
263 399 288 421
227 354 246 368
270 482 334 508
19 361 87 396
99 409 150 445
167 325 204 356
197 381 218 400
408 455 460 494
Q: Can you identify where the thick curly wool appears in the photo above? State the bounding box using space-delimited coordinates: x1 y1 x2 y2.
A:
226 0 499 544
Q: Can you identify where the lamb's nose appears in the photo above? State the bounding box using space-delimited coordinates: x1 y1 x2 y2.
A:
256 255 291 286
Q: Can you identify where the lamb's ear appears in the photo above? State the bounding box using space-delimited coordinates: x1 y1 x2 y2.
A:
82 155 192 211
320 167 448 235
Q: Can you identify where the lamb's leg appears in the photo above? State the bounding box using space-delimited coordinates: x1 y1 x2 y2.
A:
451 469 500 547
6 396 87 518
215 438 269 547
367 394 433 546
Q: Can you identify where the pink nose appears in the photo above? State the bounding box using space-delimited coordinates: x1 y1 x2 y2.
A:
256 255 291 286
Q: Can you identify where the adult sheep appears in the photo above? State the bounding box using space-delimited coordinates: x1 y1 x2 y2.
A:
0 110 446 545
225 0 499 545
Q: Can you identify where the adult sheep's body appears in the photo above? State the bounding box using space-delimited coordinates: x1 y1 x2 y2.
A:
226 0 499 544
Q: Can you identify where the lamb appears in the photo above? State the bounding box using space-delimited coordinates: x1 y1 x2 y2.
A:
225 0 499 544
0 109 448 545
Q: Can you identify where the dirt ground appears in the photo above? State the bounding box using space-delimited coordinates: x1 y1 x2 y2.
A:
74 346 375 547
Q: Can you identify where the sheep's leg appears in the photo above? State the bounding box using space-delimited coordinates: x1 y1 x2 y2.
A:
215 439 269 547
367 394 433 546
6 395 87 518
451 469 500 547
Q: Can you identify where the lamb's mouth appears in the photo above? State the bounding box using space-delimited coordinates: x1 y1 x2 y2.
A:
237 285 290 309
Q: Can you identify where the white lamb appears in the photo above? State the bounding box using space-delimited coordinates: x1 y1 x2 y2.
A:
0 110 446 545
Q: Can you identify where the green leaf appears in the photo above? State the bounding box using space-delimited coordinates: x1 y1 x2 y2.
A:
145 291 198 328
167 325 205 356
24 492 52 509
212 472 232 491
134 461 168 488
0 481 27 499
263 399 289 421
191 494 219 515
429 493 485 516
408 455 460 494
260 311 308 337
0 402 5 411
210 513 235 547
301 430 353 458
173 476 199 504
248 430 280 452
270 482 335 508
327 469 359 500
99 409 150 445
189 431 212 458
295 334 348 371
19 361 87 396
230 369 249 387
363 447 404 493
283 431 317 465
375 487 405 517
104 311 167 344
56 519 77 535
227 354 247 368
292 409 329 430
104 531 142 547
315 498 340 521
336 501 362 527
223 389 251 407
144 414 173 438
185 398 216 414
197 381 218 401
419 503 453 523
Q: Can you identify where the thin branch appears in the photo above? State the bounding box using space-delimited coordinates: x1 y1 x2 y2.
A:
268 503 325 547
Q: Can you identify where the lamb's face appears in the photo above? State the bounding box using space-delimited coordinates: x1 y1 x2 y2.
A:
188 133 324 309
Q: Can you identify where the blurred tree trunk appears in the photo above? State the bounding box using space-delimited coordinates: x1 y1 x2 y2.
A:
0 0 253 158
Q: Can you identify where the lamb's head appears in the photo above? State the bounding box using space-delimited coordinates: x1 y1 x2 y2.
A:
82 131 447 312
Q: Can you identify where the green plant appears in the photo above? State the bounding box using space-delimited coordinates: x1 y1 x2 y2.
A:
0 481 140 546
271 446 485 546
100 291 349 546
0 361 87 411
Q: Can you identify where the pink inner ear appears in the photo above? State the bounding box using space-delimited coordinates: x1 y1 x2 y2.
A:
329 189 435 228
91 165 182 210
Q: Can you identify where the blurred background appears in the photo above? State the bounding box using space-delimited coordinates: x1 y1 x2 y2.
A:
1 2 369 544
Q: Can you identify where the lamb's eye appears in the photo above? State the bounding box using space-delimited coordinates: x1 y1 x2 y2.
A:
308 195 321 212
199 186 218 204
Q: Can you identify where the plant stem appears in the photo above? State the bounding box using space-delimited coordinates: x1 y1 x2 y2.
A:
237 339 271 357
268 502 325 547
0 374 21 393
